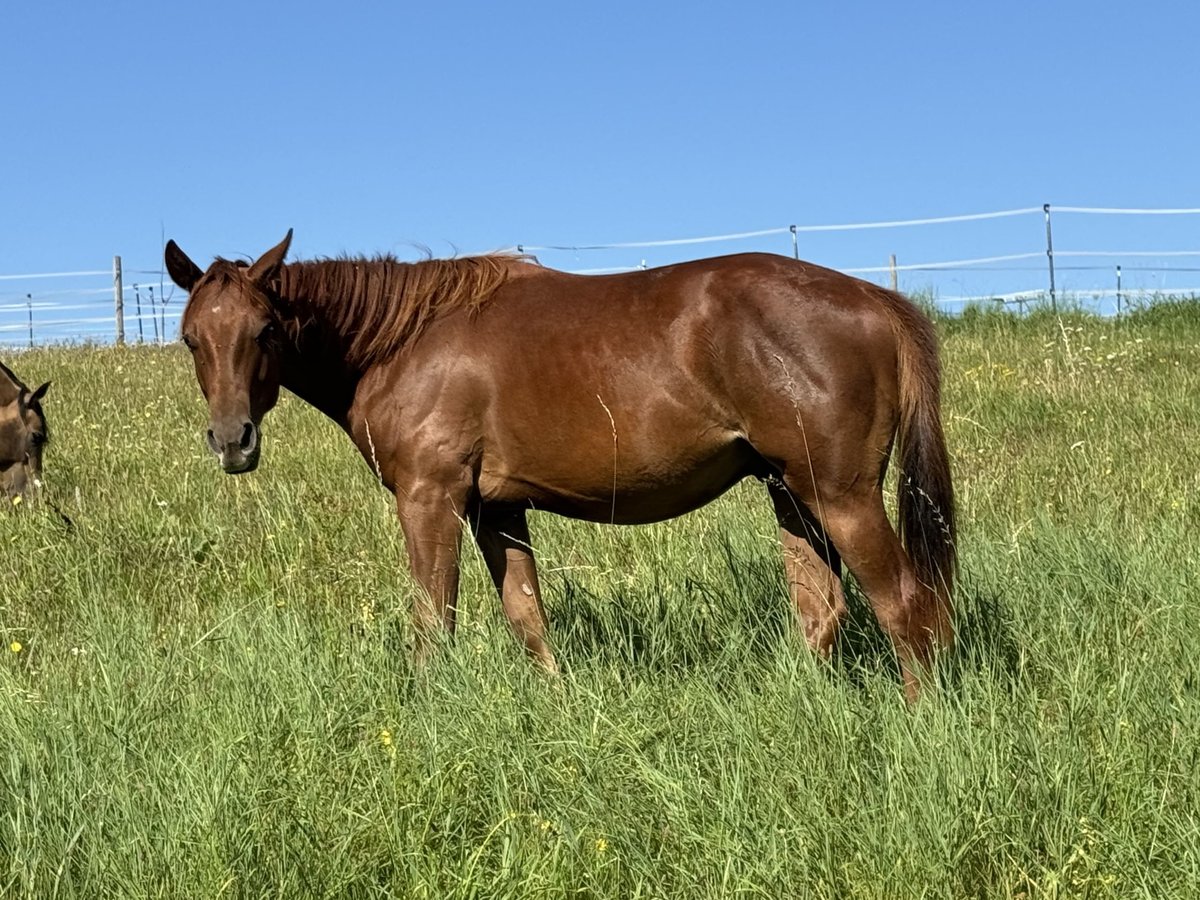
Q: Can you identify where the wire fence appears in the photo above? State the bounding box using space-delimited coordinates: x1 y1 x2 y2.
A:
4 204 1199 348
513 203 1200 318
0 261 182 350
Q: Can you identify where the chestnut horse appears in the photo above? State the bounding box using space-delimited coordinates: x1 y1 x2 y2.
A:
1 360 51 502
166 231 956 698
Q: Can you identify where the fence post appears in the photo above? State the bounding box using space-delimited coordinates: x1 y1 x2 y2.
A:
1116 265 1122 315
149 286 160 343
113 255 125 344
133 284 145 343
1042 203 1056 313
27 294 33 348
889 254 898 291
790 225 799 260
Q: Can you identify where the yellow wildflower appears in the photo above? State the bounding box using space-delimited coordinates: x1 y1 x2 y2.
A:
594 838 609 854
379 728 395 755
10 641 22 654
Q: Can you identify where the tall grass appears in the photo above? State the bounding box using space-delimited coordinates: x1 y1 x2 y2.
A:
2 303 1199 898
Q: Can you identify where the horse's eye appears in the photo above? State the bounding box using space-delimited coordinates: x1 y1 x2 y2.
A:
256 322 276 346
30 432 47 447
181 333 198 351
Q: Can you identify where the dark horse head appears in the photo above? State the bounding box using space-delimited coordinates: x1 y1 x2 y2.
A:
165 231 293 474
0 360 51 502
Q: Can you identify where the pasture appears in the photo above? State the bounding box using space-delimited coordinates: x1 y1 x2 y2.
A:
3 301 1199 898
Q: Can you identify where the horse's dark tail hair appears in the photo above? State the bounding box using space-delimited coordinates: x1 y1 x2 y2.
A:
878 289 957 628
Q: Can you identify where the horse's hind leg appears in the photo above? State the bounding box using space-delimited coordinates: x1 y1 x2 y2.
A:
816 488 948 702
474 507 559 673
767 480 846 656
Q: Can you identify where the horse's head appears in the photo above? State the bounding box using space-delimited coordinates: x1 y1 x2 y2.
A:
166 230 292 474
0 362 50 503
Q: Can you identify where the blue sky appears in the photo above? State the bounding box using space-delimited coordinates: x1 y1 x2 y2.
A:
2 1 1198 337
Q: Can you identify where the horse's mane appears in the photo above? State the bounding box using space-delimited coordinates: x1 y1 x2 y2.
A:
194 253 532 369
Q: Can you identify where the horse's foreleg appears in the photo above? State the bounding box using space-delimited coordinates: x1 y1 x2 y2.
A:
474 507 558 673
396 484 468 668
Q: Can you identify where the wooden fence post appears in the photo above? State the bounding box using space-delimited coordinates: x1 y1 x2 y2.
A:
1043 204 1056 313
113 255 125 344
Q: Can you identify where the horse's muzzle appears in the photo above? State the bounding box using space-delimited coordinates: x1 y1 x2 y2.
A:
2 467 40 506
207 420 260 474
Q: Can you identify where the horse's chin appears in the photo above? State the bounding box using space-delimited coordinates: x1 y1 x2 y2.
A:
219 450 260 475
3 475 38 506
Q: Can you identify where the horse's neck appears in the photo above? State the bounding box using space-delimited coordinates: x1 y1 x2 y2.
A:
280 366 350 427
278 315 361 429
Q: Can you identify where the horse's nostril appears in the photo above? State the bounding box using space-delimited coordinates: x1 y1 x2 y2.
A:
206 428 218 450
240 422 255 450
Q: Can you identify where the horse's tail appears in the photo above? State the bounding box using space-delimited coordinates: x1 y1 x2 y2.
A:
878 290 957 620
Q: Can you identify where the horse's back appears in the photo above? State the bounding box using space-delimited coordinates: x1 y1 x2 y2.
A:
480 253 901 426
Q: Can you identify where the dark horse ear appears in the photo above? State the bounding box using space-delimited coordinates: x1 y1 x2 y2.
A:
18 383 48 416
247 229 293 289
0 360 22 406
165 240 204 291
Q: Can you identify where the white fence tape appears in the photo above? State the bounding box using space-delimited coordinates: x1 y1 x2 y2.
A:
1055 207 1200 215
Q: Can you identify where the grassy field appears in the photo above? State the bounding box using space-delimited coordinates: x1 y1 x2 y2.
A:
3 301 1200 898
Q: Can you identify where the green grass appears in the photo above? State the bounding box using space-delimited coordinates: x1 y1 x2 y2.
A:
3 303 1200 898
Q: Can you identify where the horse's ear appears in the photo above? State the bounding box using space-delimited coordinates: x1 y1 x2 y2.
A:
247 229 293 288
18 383 49 416
165 240 203 291
0 360 21 406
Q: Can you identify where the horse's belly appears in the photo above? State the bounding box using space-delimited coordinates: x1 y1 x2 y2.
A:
477 433 759 525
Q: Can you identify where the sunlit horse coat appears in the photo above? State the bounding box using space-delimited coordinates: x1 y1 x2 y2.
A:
166 231 956 699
